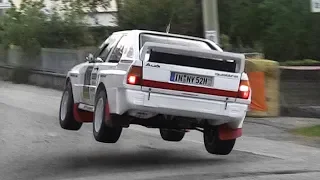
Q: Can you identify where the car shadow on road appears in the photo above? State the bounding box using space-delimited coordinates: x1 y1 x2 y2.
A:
8 148 243 180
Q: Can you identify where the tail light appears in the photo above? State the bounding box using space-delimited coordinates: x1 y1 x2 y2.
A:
238 80 250 99
127 65 142 85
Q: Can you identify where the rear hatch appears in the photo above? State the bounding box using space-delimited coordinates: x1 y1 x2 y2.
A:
139 42 246 102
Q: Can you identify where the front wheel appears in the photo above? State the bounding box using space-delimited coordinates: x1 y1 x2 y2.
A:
59 81 82 131
93 89 122 143
203 126 236 155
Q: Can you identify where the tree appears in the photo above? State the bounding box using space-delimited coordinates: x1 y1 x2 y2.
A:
117 0 203 37
218 0 320 61
0 0 95 56
218 0 265 52
259 0 320 61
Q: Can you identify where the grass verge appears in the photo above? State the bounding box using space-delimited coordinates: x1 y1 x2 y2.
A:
291 125 320 137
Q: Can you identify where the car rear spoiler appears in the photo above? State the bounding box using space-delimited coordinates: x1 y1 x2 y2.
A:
140 42 246 73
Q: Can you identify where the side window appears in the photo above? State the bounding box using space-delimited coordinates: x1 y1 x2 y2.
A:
108 35 129 63
97 34 123 61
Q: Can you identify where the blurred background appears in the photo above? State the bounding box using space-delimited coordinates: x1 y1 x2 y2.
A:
1 2 320 180
0 0 320 118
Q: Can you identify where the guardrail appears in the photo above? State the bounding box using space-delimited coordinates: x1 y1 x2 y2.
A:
0 64 66 90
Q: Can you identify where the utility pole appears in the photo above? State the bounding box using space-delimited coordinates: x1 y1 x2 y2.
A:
202 0 220 45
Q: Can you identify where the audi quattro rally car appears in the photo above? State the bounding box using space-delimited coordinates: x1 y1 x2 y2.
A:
59 30 251 155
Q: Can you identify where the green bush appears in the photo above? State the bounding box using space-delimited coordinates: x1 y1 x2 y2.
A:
0 0 96 57
88 26 121 45
218 0 320 61
117 0 203 37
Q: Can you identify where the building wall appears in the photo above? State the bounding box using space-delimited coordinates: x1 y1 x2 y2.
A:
0 0 11 11
86 0 118 26
0 0 11 7
85 12 118 27
0 0 11 15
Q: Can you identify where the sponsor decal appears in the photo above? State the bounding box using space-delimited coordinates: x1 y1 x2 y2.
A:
146 63 160 68
83 66 94 99
91 73 97 80
214 72 239 79
89 87 95 92
83 105 94 111
70 73 78 77
120 59 133 63
91 73 98 86
78 104 94 112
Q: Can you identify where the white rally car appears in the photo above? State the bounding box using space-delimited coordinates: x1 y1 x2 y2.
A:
59 30 251 155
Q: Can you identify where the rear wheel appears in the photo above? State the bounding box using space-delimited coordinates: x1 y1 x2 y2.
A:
203 126 235 155
160 129 185 142
93 89 122 143
59 81 82 131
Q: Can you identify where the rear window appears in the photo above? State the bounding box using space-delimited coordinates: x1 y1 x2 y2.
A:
139 33 216 50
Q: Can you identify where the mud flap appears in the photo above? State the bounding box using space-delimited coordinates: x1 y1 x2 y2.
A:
218 124 242 140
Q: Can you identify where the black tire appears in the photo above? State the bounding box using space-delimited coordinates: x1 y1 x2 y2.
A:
93 89 122 143
59 81 82 131
203 126 236 155
160 129 185 142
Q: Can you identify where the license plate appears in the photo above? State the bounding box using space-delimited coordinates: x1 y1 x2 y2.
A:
170 72 213 86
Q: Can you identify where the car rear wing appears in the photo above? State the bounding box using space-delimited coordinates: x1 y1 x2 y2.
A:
140 42 246 73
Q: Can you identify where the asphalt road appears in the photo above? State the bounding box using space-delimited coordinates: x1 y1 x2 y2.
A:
0 81 320 180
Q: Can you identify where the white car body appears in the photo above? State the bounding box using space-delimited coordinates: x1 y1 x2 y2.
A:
64 29 251 142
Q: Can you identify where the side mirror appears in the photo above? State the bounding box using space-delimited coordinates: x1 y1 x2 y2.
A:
86 53 94 62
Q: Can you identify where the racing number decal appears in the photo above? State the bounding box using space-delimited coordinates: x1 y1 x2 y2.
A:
83 66 94 100
91 72 98 86
89 71 98 100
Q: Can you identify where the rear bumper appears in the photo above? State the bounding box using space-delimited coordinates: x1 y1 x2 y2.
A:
110 89 249 125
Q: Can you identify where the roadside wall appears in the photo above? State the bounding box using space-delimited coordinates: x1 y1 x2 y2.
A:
0 45 95 90
0 65 66 90
2 46 95 74
280 68 320 117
